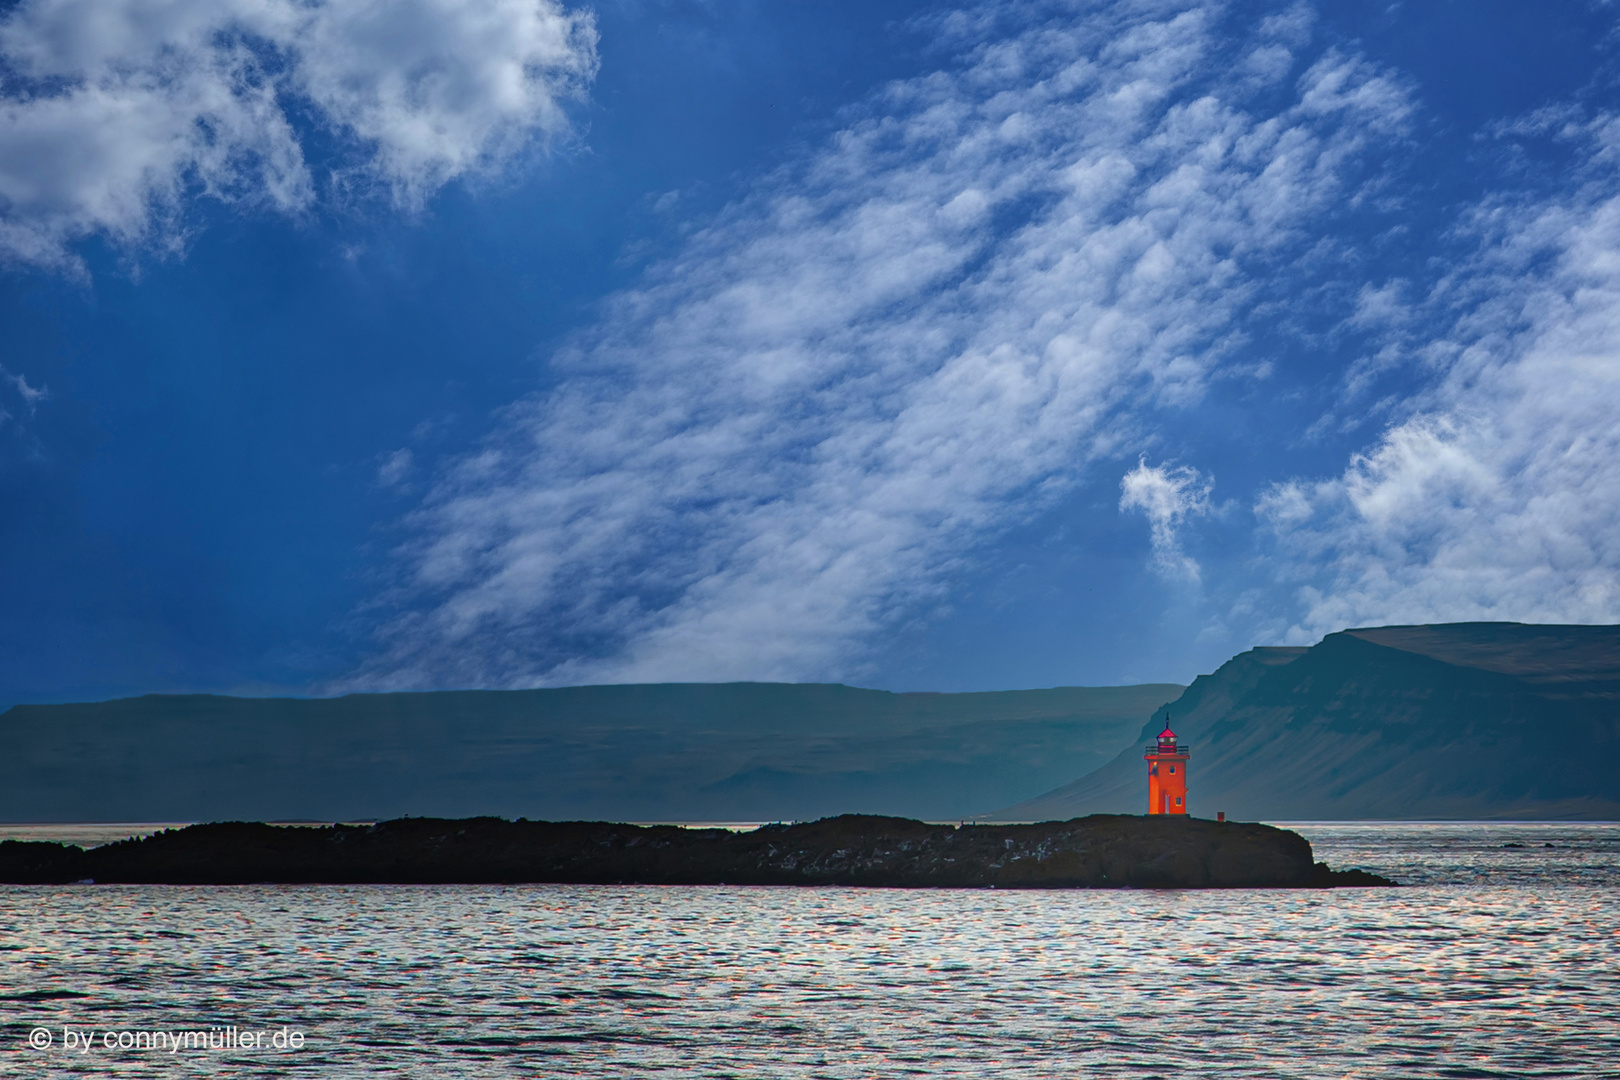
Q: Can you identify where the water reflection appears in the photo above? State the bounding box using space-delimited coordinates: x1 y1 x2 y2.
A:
0 824 1615 1078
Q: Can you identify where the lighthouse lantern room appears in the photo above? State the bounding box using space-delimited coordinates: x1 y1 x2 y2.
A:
1144 722 1190 815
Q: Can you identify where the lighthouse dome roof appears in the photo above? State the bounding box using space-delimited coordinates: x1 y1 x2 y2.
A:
1157 725 1177 740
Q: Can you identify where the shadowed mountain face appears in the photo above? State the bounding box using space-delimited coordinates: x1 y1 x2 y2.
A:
0 683 1179 823
995 623 1620 822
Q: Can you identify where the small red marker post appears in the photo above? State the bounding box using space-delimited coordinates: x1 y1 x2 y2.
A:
1216 812 1226 822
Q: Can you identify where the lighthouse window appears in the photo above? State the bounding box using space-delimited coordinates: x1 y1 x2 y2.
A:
1175 797 1182 806
1150 764 1157 774
1169 765 1176 774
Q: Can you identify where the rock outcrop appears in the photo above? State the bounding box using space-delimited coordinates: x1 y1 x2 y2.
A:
0 814 1392 888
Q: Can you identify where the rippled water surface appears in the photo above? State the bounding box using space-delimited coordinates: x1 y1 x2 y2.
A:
3 824 1617 1077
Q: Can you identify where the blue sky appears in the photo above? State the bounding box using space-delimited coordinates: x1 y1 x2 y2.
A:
3 0 1620 704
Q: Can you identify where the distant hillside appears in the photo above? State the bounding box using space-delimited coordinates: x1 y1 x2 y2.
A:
994 623 1620 821
0 682 1180 822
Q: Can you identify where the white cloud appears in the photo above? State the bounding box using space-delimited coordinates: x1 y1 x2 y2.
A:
1257 1 1314 47
352 0 1412 690
377 448 415 490
291 0 597 206
1262 113 1620 638
1120 459 1212 581
1 365 47 412
0 363 47 452
0 0 597 273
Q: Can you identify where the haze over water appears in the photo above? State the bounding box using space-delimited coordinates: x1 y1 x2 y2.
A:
3 823 1616 1078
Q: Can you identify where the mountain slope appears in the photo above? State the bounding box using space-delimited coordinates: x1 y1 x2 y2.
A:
994 623 1620 821
988 646 1307 819
0 682 1180 822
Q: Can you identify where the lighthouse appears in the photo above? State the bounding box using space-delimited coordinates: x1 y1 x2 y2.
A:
1144 722 1189 815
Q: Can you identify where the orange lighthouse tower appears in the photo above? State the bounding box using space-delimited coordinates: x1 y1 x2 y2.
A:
1145 722 1189 815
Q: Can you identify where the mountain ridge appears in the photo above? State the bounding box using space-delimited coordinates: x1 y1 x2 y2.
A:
0 681 1180 823
994 623 1620 821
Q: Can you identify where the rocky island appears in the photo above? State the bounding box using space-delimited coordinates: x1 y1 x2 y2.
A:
0 814 1392 888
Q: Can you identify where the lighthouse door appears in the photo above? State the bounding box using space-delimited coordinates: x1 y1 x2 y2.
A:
1162 793 1169 814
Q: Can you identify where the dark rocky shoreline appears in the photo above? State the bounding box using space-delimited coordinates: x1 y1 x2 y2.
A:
0 814 1394 888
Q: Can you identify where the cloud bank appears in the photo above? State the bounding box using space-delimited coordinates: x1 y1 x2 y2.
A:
357 0 1413 689
0 0 598 272
1263 114 1620 639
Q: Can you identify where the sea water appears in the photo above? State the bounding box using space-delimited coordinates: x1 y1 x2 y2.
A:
1 823 1616 1078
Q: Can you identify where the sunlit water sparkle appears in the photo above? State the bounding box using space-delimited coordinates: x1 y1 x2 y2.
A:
2 823 1616 1077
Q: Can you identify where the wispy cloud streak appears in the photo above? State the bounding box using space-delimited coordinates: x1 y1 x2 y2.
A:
357 0 1411 689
